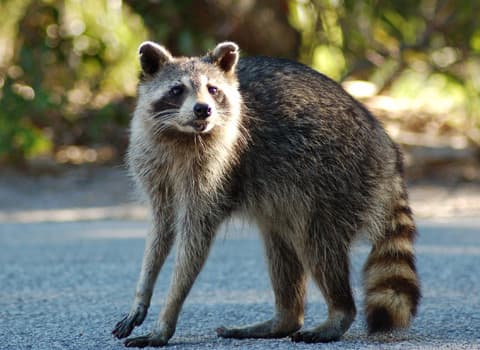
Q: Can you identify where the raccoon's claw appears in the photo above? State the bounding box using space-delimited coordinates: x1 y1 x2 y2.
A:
124 333 168 348
113 315 135 339
113 305 148 339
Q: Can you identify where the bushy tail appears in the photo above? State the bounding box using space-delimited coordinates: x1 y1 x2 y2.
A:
363 190 421 333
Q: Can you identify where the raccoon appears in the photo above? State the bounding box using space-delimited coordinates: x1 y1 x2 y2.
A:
112 41 421 347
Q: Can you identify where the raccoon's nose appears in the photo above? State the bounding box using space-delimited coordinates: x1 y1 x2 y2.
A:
193 103 212 119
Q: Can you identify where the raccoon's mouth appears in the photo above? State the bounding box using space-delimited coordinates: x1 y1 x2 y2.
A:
171 120 214 134
188 120 212 133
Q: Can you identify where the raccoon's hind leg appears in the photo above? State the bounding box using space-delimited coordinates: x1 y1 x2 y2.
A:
216 227 306 339
291 222 356 343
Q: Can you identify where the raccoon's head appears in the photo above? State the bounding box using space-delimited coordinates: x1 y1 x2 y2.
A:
135 41 241 137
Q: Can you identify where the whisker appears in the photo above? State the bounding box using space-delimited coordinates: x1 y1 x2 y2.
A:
197 134 207 152
193 134 201 160
152 109 179 119
153 108 177 115
152 122 172 137
216 109 264 123
246 115 265 123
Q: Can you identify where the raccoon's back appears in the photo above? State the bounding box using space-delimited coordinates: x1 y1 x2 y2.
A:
237 56 383 136
237 56 359 117
234 56 398 222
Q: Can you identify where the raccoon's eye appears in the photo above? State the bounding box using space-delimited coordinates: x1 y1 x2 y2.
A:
207 85 218 95
169 85 184 97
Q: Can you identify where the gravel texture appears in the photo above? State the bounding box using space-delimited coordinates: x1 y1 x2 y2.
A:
1 219 480 349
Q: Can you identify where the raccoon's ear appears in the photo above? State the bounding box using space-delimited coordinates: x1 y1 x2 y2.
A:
138 41 172 76
209 42 239 75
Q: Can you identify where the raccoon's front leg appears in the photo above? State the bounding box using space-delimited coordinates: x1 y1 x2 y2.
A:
217 228 307 339
113 213 175 339
124 213 219 348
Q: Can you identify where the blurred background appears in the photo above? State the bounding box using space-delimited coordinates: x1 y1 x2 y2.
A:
1 0 479 220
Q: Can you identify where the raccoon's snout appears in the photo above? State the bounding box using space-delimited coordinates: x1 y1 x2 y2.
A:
193 103 212 120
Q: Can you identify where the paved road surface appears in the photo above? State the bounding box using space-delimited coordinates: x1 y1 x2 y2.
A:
1 218 479 349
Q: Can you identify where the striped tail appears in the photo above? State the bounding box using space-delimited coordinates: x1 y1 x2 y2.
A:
363 190 421 333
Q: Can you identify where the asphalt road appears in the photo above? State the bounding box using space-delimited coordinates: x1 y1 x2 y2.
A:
1 218 479 349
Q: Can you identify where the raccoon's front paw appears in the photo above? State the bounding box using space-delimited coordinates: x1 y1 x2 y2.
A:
112 304 148 339
124 333 169 348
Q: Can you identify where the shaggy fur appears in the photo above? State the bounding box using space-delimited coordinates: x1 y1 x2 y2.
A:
112 41 420 348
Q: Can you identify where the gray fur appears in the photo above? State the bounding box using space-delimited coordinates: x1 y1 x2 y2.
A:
112 41 420 347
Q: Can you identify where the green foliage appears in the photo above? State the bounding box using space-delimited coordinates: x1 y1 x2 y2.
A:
0 0 479 164
289 0 480 138
0 0 148 163
0 77 51 162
